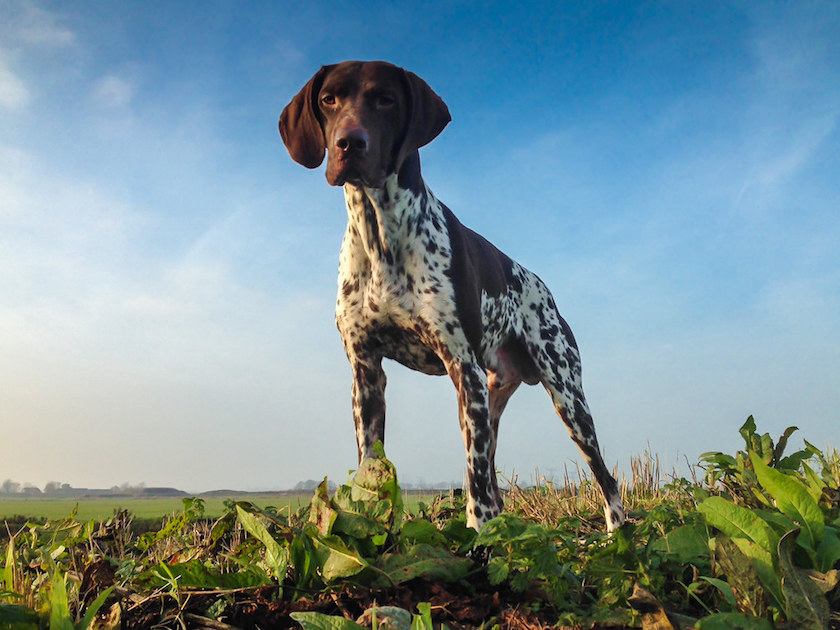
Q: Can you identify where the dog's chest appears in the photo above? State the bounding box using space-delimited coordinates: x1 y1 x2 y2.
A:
336 184 458 372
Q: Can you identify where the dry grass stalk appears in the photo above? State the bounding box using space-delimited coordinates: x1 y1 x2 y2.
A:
503 451 696 528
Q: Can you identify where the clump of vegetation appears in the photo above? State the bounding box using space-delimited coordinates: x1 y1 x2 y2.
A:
1 418 839 630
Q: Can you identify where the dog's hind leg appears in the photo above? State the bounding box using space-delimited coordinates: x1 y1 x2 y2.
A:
487 377 521 515
524 309 625 530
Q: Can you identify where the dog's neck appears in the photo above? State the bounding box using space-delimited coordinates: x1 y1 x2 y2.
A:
342 151 434 264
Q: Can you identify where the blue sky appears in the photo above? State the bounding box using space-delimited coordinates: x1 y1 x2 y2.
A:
1 1 838 492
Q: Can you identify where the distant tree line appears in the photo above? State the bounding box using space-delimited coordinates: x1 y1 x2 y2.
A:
0 479 149 496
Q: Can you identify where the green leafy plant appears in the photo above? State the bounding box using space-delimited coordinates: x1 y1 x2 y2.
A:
2 419 838 629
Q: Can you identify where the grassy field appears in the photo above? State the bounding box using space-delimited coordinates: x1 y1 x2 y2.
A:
2 421 837 630
0 491 438 523
0 494 312 522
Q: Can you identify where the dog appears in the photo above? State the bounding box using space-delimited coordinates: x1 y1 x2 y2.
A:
279 61 624 532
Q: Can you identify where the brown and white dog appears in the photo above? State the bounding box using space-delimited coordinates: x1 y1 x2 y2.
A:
280 61 624 531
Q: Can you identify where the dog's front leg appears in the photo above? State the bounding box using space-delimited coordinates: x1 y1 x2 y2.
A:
349 356 387 463
448 360 501 530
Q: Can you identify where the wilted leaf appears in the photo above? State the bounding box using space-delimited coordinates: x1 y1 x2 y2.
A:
739 417 757 446
351 447 403 530
801 568 840 594
356 606 411 630
772 426 798 465
778 529 830 630
309 478 338 536
626 583 677 630
714 537 768 617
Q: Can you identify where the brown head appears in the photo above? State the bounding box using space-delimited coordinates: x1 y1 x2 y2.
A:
279 61 451 188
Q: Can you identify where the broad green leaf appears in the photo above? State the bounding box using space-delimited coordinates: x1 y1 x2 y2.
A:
146 561 269 589
649 524 709 562
309 530 368 581
749 451 824 550
753 509 794 534
236 505 290 581
815 527 840 573
486 556 510 585
398 518 447 547
0 603 40 630
440 517 476 550
49 571 74 630
399 518 446 547
374 544 472 585
698 497 777 554
291 611 366 630
778 529 830 630
332 510 387 541
778 449 812 473
695 612 773 630
290 534 316 589
801 463 826 502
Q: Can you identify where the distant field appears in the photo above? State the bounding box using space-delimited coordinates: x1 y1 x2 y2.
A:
0 494 312 523
0 491 441 523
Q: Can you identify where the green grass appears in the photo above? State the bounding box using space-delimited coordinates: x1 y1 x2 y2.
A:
0 491 434 523
0 495 310 522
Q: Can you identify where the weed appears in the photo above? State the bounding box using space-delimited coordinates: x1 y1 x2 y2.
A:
1 419 839 630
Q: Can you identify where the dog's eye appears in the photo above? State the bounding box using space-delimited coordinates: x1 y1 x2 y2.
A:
321 93 336 106
375 94 395 108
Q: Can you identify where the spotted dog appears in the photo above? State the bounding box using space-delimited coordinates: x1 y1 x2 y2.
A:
279 61 624 532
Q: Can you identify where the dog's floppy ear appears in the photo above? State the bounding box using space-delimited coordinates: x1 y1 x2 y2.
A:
279 65 334 168
395 69 451 172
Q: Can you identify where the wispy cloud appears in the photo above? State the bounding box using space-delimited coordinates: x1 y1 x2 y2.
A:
91 75 137 109
0 56 29 109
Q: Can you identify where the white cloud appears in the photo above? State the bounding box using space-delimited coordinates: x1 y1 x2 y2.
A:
2 2 75 48
0 57 29 109
91 75 137 109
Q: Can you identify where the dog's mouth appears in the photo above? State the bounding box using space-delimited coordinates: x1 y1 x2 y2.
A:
328 155 386 188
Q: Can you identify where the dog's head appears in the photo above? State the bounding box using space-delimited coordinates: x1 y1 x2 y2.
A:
279 61 450 188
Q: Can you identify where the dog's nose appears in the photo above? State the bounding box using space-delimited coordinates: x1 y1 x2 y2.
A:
336 127 369 154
